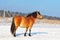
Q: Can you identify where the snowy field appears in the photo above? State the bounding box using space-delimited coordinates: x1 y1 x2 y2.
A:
0 18 60 40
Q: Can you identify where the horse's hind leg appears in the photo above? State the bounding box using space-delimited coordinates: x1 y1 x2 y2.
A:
13 26 18 37
24 27 28 36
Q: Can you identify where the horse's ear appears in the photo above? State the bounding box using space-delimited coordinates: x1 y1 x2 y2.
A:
38 12 40 15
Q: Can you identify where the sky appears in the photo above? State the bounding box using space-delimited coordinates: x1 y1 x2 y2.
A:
0 0 60 17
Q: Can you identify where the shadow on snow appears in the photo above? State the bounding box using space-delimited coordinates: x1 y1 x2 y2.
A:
16 32 48 36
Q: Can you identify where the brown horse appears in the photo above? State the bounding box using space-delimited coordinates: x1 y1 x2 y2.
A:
10 11 43 37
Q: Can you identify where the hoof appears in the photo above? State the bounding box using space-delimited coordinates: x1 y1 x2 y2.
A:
13 34 16 37
24 33 26 36
29 34 31 36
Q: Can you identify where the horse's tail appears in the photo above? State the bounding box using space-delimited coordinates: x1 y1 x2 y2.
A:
10 18 15 34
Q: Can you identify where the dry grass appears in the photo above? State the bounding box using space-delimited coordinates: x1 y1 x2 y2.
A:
42 19 60 24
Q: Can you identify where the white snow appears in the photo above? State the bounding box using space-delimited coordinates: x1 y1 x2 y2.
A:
0 19 60 40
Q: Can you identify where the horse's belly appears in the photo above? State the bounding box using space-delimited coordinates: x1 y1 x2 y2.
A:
20 23 28 28
20 17 29 28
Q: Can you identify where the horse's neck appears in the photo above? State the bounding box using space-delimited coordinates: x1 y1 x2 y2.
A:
27 16 35 21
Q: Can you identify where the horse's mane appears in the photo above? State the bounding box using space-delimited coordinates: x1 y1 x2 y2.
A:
26 11 40 18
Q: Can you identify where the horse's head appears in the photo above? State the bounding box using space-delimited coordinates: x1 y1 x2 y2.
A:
36 11 43 19
27 11 43 19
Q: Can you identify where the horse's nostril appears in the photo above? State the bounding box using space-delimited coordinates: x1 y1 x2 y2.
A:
39 16 43 19
40 16 42 18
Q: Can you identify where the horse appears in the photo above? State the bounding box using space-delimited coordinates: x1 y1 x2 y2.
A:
10 11 43 37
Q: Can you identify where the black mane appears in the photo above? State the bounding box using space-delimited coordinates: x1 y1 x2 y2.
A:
26 11 40 18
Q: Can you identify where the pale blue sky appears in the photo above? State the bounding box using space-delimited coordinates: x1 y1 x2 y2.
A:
0 0 60 17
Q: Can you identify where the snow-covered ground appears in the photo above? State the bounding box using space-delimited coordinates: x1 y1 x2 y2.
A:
0 19 60 40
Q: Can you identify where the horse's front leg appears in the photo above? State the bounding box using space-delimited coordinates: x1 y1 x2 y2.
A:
24 27 28 36
29 26 32 36
29 29 31 36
